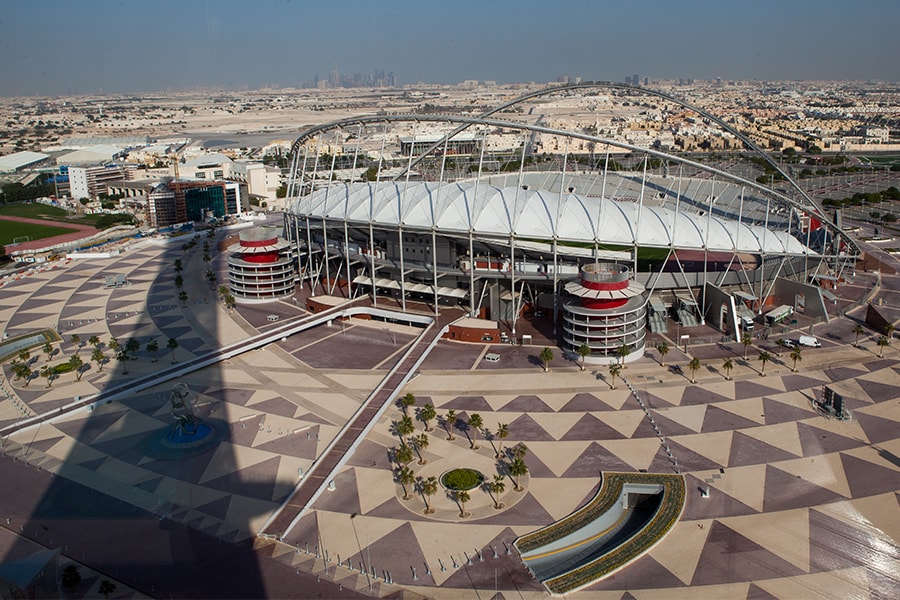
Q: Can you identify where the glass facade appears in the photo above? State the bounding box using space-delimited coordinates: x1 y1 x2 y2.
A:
184 185 225 222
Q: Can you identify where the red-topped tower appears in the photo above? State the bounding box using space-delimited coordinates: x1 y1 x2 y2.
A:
227 226 295 303
562 263 646 364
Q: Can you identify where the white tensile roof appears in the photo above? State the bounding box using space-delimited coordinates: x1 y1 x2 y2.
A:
289 181 810 255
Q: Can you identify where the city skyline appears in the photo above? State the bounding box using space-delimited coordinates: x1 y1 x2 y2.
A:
1 0 899 96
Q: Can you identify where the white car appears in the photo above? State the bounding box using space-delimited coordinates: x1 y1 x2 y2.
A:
782 339 797 349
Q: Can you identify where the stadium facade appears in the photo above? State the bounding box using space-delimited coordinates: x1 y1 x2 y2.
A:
279 84 855 364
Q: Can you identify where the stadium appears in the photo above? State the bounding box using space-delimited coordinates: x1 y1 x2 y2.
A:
281 83 858 364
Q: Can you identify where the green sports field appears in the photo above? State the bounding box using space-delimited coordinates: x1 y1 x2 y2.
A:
0 220 77 248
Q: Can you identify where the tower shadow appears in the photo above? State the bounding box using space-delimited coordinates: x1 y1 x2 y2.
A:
0 224 339 598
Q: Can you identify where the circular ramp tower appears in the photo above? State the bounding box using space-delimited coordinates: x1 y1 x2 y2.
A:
227 226 295 303
562 263 646 365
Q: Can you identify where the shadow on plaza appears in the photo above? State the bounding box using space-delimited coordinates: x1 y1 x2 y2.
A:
0 231 318 598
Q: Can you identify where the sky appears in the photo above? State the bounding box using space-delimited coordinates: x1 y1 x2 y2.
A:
1 0 899 96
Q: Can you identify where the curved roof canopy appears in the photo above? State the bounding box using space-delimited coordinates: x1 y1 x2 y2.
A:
289 181 811 255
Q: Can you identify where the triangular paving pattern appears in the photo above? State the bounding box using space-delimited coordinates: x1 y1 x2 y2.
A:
53 409 130 445
477 491 556 526
599 438 663 472
733 379 783 400
648 518 712 585
808 508 877 573
560 392 608 411
796 422 862 457
701 405 760 433
498 395 554 412
823 366 868 382
728 431 799 467
855 377 900 403
640 391 676 409
311 470 363 515
678 385 732 406
652 405 707 435
781 373 827 391
560 442 634 477
762 464 846 512
741 421 803 458
364 522 435 586
559 414 625 441
723 507 811 571
746 582 780 599
504 414 555 441
763 396 817 425
690 520 805 586
774 454 852 498
134 476 164 494
364 495 434 522
846 411 897 446
195 495 232 520
441 395 493 411
681 471 762 519
669 431 733 469
839 453 900 498
247 396 298 419
203 455 280 501
586 554 685 591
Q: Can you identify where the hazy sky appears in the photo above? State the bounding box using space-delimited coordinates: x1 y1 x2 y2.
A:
1 0 899 96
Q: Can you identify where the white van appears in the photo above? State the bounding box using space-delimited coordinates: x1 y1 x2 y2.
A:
798 335 821 348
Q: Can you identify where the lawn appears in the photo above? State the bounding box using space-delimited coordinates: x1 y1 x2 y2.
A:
0 203 70 220
0 219 77 247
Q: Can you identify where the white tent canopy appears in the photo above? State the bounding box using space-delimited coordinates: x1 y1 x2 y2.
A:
290 181 812 256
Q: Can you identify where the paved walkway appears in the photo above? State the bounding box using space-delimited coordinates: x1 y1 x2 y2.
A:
0 225 896 599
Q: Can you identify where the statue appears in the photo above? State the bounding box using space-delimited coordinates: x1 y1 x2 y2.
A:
168 382 202 440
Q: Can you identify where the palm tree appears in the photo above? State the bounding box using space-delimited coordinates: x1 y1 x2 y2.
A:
178 290 189 307
88 335 100 349
877 335 889 357
885 323 895 344
722 357 734 380
125 338 140 360
61 565 81 594
393 415 414 443
656 341 669 366
576 343 590 371
507 457 529 492
399 392 416 415
117 349 130 374
69 354 84 381
146 338 159 362
539 347 554 372
616 343 631 367
394 443 414 468
444 409 457 440
174 274 184 289
757 350 772 376
108 337 119 353
420 476 438 514
98 580 117 600
167 337 179 363
70 333 81 356
790 347 802 372
467 413 483 449
419 402 436 431
688 356 701 383
42 341 53 361
742 332 753 359
12 362 31 386
40 364 54 388
510 443 529 463
91 347 105 372
414 433 429 464
456 489 470 517
775 338 787 356
852 323 864 347
174 258 183 274
488 474 506 509
218 285 230 302
495 423 509 458
397 465 415 500
17 349 30 364
608 363 621 389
